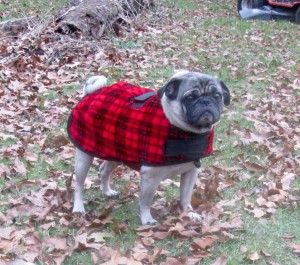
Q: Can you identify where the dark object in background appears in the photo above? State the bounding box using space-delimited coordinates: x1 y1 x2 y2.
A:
237 0 300 24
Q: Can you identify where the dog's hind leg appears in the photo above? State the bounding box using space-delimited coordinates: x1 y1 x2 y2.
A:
73 148 94 213
99 161 119 196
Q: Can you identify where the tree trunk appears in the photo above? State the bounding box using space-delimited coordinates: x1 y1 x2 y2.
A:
55 0 155 38
0 17 40 36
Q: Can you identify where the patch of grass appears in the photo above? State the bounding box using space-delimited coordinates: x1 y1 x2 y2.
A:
155 237 191 260
201 209 300 265
140 66 175 87
164 184 180 202
40 91 59 101
0 157 13 165
105 202 140 253
210 2 233 13
162 0 200 10
27 159 48 180
105 227 139 254
292 178 300 188
62 84 81 95
0 137 17 148
115 39 143 50
63 251 94 265
101 66 125 83
0 0 69 20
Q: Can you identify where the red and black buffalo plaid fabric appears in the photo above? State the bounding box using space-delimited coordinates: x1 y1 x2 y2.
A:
67 82 214 170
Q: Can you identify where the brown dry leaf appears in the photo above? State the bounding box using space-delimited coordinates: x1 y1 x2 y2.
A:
0 212 6 224
288 242 300 255
211 254 227 265
131 240 149 261
137 230 154 237
23 151 39 162
204 178 222 200
183 257 202 265
147 248 164 263
192 236 218 250
91 252 99 264
153 231 170 240
280 173 296 191
247 252 260 261
40 221 56 230
178 229 199 238
43 237 69 251
13 157 27 176
50 135 70 149
243 161 266 172
74 233 104 250
113 222 129 234
260 250 272 257
161 257 183 265
6 260 35 265
168 222 185 233
0 227 15 240
240 245 248 254
87 231 113 243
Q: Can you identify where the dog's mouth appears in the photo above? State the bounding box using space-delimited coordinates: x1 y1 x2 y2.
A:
195 123 213 133
196 123 212 130
194 111 219 132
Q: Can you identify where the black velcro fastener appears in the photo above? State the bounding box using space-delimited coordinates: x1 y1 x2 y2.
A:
164 133 209 160
132 91 156 109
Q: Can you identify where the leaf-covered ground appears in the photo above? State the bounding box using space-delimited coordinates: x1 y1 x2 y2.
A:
0 0 299 264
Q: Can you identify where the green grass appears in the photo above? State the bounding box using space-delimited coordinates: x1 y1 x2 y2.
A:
162 0 201 10
0 0 69 20
63 252 94 265
62 84 81 95
201 209 300 265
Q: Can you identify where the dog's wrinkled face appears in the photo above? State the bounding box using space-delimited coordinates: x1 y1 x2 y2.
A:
158 71 230 134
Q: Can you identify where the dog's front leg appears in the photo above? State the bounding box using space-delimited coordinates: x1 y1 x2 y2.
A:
73 148 94 213
139 167 163 225
180 167 202 222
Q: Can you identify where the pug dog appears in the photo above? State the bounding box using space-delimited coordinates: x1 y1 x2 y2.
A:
68 71 230 225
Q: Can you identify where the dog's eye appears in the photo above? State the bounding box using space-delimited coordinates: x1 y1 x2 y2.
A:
213 92 222 100
186 95 197 101
184 90 199 101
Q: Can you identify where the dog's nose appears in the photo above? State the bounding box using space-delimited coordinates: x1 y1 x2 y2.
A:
200 98 210 106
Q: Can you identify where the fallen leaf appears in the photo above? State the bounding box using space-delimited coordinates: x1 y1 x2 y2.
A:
191 236 218 250
240 245 248 254
13 157 27 176
211 254 227 265
87 232 113 243
288 242 300 256
247 252 260 261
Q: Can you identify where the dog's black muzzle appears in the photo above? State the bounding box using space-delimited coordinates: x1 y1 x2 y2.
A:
185 96 221 128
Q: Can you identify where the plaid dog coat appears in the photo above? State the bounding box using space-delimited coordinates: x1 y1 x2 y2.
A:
67 82 214 170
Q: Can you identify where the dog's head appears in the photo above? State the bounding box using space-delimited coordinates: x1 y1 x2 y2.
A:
158 71 230 134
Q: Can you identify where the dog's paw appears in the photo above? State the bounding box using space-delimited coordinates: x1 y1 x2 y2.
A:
104 189 119 197
188 212 203 222
140 212 158 225
72 203 86 213
142 218 158 226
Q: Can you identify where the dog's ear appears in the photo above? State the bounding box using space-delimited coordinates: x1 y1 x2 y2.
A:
158 79 181 100
219 80 230 106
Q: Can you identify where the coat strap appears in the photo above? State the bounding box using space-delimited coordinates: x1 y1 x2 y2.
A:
164 133 210 160
132 91 156 109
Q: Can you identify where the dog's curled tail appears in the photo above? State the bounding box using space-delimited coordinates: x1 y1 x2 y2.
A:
83 75 107 96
